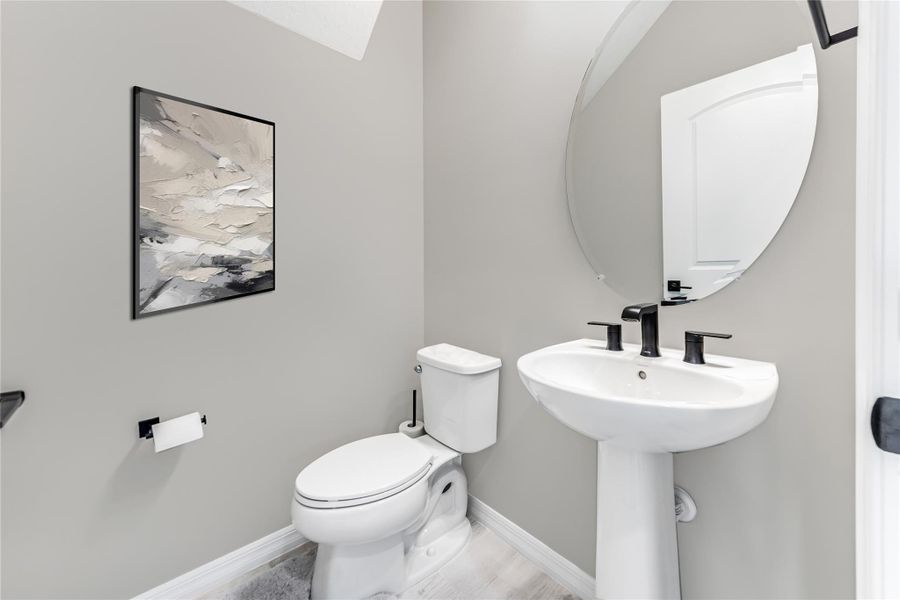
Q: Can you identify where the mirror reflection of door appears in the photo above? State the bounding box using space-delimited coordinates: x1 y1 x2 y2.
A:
661 44 818 301
566 0 820 305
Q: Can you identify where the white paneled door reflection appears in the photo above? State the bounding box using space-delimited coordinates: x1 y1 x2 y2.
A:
661 44 818 301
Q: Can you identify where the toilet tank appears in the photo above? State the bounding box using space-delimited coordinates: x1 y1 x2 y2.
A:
416 343 501 453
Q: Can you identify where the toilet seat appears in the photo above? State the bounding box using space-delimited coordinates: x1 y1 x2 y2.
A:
295 433 434 509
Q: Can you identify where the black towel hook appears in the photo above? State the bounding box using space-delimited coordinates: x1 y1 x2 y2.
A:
0 391 25 428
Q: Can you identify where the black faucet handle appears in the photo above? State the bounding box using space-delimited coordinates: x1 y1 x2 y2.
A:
685 331 732 341
683 331 733 364
587 322 623 351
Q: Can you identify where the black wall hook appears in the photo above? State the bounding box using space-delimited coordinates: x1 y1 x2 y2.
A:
0 391 26 428
807 0 858 50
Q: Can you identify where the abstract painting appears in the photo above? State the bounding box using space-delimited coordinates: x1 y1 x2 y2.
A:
133 87 274 318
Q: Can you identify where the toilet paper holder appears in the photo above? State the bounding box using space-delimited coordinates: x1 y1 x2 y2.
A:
139 414 207 440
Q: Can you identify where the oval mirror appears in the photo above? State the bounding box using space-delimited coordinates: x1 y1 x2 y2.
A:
567 0 818 304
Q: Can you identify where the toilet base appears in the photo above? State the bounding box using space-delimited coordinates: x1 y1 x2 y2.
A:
311 519 471 600
312 536 406 600
311 519 472 600
310 460 470 599
404 518 471 587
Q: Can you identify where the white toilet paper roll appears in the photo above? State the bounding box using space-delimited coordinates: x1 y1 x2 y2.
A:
152 412 205 452
399 420 425 438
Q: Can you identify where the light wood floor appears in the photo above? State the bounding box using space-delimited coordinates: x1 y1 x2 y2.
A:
205 520 578 600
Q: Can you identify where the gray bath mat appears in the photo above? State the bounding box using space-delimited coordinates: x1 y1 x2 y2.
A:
223 551 315 600
220 545 398 600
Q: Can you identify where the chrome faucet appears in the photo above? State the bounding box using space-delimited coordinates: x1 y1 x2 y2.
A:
621 302 660 357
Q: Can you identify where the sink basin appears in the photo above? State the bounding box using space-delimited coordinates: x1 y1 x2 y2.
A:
517 338 778 600
517 338 777 452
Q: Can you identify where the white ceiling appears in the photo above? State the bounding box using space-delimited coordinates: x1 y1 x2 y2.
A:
230 1 383 61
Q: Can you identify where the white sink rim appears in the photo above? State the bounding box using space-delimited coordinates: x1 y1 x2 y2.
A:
517 338 778 452
518 338 777 412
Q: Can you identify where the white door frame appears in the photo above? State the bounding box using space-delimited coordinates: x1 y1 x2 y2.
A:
856 2 900 598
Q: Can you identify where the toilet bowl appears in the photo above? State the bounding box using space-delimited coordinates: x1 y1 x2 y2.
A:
291 344 501 600
293 434 468 599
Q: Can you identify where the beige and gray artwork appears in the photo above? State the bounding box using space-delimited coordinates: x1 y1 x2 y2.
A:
135 89 274 317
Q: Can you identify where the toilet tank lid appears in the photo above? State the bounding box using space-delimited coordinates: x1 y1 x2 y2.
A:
417 343 502 375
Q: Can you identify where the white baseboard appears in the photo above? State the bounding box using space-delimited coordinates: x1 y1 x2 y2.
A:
135 526 307 600
467 495 596 600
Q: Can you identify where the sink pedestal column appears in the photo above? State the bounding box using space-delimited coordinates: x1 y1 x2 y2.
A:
596 443 680 599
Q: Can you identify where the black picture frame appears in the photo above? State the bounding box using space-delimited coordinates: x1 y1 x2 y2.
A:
132 86 275 319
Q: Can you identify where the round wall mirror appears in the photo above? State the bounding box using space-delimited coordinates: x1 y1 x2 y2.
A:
567 0 818 304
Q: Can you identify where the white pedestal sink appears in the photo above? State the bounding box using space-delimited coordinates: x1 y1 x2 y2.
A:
518 339 777 600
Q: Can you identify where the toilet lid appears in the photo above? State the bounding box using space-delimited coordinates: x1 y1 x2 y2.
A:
295 433 433 505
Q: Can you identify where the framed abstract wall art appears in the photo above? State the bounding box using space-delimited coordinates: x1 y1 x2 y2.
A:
132 87 275 318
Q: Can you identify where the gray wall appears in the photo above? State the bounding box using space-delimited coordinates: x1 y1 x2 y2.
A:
424 1 856 598
0 1 423 598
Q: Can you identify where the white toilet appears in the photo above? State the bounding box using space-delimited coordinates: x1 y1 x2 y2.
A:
291 343 501 600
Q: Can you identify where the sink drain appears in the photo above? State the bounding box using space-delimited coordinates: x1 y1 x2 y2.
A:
637 370 647 380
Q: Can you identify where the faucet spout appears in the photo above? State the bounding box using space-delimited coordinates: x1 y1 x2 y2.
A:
621 302 660 358
621 302 658 322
